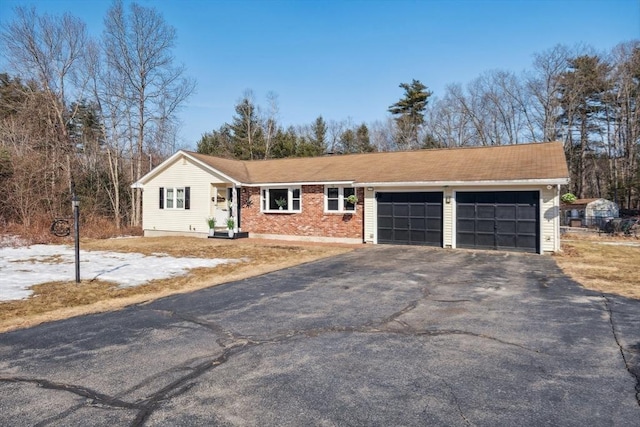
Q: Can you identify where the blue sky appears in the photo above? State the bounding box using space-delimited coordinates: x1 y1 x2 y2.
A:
1 0 639 149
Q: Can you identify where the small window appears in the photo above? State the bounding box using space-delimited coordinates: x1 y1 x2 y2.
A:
166 188 174 209
325 186 357 213
162 187 190 210
261 187 302 213
343 187 356 211
176 188 185 208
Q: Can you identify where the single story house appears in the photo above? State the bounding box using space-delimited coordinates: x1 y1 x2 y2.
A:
561 198 619 228
133 141 569 254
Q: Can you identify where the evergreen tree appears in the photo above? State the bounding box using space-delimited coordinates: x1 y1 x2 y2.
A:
355 123 375 153
271 126 298 158
340 128 357 153
310 115 327 152
557 55 611 198
230 96 264 160
388 79 432 150
197 125 234 158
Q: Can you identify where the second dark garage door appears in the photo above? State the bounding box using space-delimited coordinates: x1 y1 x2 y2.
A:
377 192 443 246
456 191 540 253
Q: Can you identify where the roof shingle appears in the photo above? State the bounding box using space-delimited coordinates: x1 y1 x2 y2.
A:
186 141 568 185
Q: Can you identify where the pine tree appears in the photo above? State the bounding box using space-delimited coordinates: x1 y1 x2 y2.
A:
230 97 264 160
388 79 432 150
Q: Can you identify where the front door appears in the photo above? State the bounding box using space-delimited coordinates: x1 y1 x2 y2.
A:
211 185 230 228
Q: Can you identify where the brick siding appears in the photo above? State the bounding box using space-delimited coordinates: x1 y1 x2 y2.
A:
240 185 364 240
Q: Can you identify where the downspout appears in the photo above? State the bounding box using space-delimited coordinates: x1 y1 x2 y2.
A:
556 184 561 252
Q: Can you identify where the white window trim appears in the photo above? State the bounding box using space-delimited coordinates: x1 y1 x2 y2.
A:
165 187 186 210
261 186 302 213
324 186 356 213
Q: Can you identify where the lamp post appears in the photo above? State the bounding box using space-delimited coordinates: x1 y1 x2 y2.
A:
72 191 80 283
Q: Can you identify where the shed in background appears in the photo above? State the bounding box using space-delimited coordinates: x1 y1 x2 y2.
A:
562 198 619 228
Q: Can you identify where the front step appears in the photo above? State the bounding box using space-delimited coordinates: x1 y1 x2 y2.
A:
208 231 249 239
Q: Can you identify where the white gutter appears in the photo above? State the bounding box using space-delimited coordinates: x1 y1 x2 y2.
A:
355 178 570 187
244 180 355 187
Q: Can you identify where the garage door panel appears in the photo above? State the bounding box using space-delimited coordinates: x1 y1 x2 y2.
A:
457 205 475 218
394 230 410 242
427 204 442 218
496 220 516 234
496 234 516 248
378 204 392 216
410 230 426 242
378 217 393 228
518 192 538 204
377 192 442 246
394 204 409 216
457 219 475 232
517 206 537 220
456 191 539 253
476 233 496 248
378 229 393 241
517 235 537 247
410 204 425 216
496 206 516 219
410 217 426 229
457 233 476 246
517 221 537 234
476 219 495 233
394 217 409 229
477 206 494 218
426 218 441 231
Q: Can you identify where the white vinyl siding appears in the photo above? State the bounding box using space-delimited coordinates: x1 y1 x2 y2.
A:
363 188 375 243
143 155 230 234
442 187 454 248
540 185 559 253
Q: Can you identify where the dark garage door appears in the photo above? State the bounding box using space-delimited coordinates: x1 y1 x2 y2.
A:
456 191 539 253
377 192 442 246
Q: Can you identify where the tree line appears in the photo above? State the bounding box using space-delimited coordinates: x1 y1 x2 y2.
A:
199 44 639 210
0 2 194 231
0 1 638 234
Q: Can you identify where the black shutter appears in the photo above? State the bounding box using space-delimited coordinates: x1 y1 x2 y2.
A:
184 187 190 210
159 187 164 209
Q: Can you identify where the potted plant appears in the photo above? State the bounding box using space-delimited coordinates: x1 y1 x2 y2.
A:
206 217 216 237
346 194 358 205
226 217 235 238
275 197 287 210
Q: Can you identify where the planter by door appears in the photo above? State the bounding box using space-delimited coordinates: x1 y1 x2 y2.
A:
227 230 234 238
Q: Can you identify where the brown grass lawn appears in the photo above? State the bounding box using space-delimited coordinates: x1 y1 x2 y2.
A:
0 237 358 332
555 232 640 300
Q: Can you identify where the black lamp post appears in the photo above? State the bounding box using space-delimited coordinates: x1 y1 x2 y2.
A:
72 191 80 283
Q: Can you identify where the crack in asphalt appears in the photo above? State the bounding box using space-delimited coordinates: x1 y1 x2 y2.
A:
439 378 473 426
0 377 141 410
0 281 543 427
130 343 252 427
601 295 640 407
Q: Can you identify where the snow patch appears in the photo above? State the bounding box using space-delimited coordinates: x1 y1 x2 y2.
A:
0 244 238 302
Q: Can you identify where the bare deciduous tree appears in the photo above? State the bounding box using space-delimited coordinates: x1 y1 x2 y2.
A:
103 0 195 226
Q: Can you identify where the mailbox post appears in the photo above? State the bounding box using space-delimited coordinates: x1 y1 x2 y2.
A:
72 191 80 283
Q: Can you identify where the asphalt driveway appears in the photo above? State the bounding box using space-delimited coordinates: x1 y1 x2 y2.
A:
0 246 638 426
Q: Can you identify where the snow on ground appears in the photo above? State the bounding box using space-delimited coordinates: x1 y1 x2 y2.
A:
0 244 238 302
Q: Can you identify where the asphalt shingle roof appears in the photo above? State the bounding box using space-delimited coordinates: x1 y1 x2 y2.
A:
186 141 568 185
